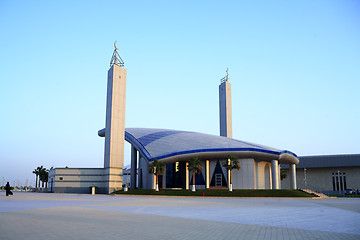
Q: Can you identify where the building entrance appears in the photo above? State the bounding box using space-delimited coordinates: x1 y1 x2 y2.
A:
210 160 227 188
166 162 186 189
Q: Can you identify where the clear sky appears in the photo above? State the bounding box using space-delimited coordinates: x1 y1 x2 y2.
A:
0 0 359 187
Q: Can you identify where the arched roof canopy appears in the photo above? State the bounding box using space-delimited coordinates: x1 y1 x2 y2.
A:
118 128 299 165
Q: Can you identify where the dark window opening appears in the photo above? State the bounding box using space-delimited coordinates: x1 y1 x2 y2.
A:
166 162 186 188
139 169 143 188
158 174 163 189
340 176 343 191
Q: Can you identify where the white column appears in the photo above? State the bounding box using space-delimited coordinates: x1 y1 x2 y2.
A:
271 160 279 189
227 159 231 190
153 173 157 190
289 164 297 190
255 161 259 189
185 162 189 190
268 164 272 189
206 160 210 189
130 146 137 189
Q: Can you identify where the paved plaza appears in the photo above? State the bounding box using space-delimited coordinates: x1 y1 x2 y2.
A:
0 192 359 240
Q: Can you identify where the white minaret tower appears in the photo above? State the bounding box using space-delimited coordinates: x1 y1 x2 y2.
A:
103 42 127 193
219 68 232 138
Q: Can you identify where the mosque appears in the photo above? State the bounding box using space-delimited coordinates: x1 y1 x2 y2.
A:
48 44 299 194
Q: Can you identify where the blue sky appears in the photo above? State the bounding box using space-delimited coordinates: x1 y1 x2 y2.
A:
1 0 359 186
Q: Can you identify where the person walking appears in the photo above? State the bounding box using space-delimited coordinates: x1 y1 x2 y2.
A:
5 182 13 196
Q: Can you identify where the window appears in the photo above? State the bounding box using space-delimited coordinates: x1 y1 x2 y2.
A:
332 172 346 191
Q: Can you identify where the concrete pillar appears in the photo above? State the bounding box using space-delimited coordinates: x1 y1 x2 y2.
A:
153 174 157 190
266 163 272 189
130 146 137 189
255 161 259 189
219 80 232 138
271 160 279 189
185 162 189 190
289 164 297 190
227 159 231 189
137 157 144 189
205 160 210 189
103 63 127 193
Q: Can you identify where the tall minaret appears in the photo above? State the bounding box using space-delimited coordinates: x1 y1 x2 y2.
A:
103 42 127 193
219 68 232 138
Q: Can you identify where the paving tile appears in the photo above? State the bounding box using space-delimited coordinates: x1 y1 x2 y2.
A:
0 192 359 240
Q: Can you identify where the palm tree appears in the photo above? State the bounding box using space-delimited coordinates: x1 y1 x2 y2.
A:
34 166 45 190
222 155 240 191
40 168 49 189
148 159 165 191
32 168 39 190
187 157 203 191
38 166 45 189
280 169 287 181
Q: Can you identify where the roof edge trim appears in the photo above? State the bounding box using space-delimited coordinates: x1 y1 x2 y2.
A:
125 131 151 160
150 148 295 162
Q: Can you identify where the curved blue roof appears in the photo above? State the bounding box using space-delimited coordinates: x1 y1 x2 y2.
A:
122 128 299 164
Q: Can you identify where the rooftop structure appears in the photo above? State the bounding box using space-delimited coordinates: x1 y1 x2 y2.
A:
110 41 124 67
297 154 360 168
98 128 298 165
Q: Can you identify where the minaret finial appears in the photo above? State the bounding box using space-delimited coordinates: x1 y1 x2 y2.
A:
110 41 124 67
114 41 119 51
220 68 229 83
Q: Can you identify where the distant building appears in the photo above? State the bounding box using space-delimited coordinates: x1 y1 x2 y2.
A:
281 154 360 194
122 165 131 187
48 168 104 193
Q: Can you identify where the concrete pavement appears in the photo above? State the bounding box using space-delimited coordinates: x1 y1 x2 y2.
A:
0 192 359 239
